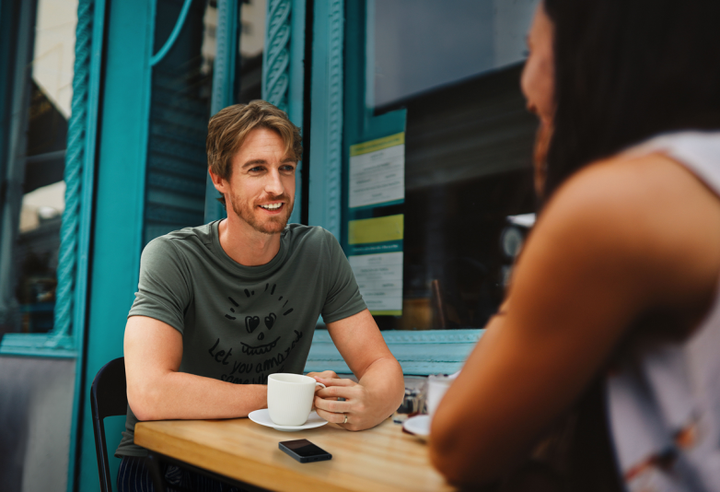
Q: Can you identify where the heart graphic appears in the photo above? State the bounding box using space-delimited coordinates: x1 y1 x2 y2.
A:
264 313 276 330
245 316 260 333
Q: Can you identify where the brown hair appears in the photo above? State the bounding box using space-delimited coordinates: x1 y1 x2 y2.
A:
206 100 302 183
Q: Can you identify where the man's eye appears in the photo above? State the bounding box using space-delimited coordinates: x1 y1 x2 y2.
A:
249 166 264 172
281 165 296 173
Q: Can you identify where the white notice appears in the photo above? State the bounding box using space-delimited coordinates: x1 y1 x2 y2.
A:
349 143 405 208
348 252 403 314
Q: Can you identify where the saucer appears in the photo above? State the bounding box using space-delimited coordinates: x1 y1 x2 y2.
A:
248 409 329 432
402 415 431 441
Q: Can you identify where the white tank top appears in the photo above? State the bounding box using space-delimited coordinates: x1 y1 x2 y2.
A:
607 131 720 492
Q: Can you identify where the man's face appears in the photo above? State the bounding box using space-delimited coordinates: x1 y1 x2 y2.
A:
213 127 296 235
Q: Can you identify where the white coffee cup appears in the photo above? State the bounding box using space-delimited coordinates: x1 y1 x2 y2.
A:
267 373 326 426
426 374 454 418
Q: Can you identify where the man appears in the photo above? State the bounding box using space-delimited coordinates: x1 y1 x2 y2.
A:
116 100 404 491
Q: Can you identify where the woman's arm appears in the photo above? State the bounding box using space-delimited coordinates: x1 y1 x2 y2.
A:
429 153 720 486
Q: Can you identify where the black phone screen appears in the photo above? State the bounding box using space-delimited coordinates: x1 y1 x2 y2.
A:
279 439 332 462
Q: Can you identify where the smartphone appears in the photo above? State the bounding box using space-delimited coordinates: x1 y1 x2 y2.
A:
279 439 332 463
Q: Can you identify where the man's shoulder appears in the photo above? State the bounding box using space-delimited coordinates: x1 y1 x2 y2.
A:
147 222 215 249
282 224 346 272
283 223 336 247
141 222 217 269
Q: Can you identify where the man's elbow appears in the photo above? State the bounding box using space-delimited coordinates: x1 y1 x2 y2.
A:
127 383 165 421
383 358 405 413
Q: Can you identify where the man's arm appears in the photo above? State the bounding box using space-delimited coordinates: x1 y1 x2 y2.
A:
311 309 404 431
124 315 267 421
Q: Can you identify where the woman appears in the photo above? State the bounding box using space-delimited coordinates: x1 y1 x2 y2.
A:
430 1 720 490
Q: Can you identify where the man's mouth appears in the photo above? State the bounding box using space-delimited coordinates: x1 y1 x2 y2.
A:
259 202 283 211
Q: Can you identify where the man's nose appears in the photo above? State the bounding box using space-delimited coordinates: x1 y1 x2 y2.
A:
264 169 284 196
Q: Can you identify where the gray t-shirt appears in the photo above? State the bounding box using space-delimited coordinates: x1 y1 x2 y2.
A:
116 221 366 457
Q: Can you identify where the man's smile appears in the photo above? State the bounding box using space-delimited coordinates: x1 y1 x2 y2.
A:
240 337 281 356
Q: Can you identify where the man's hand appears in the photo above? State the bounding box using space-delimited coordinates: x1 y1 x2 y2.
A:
306 370 339 381
319 309 405 431
305 370 340 413
313 376 390 431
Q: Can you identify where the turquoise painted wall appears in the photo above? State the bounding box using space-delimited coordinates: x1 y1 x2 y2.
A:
75 0 153 489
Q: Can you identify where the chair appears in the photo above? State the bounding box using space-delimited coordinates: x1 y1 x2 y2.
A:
91 358 167 492
90 357 128 492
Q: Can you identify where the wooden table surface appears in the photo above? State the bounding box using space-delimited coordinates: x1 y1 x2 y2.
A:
135 416 455 492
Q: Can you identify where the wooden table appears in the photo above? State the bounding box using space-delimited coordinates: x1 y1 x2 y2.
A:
134 416 455 492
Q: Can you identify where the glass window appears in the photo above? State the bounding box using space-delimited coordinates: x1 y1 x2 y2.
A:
237 0 265 103
143 0 222 243
373 0 536 110
143 0 266 244
0 0 77 336
344 0 540 331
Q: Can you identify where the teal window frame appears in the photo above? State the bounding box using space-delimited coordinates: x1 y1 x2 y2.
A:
0 0 105 359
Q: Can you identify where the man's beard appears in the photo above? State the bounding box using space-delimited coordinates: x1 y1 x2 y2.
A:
229 193 294 235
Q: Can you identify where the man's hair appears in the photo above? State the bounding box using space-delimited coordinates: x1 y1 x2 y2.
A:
206 100 302 182
542 0 720 198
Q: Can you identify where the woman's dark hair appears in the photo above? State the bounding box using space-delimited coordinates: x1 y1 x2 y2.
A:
542 0 720 197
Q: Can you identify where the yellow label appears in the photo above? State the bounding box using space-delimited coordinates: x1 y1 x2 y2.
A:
370 310 403 316
348 215 404 245
349 132 405 157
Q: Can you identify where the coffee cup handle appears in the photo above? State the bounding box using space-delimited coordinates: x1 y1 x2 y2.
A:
315 382 326 390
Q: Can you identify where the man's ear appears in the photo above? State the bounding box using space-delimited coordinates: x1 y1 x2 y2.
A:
209 166 226 193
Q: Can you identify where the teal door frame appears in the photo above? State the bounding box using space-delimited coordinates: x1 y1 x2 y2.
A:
306 0 344 236
74 0 155 489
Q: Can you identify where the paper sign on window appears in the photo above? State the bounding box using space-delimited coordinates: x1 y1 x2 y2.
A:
347 214 404 316
348 132 405 208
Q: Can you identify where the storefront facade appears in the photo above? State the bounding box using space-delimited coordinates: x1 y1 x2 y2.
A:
0 0 538 489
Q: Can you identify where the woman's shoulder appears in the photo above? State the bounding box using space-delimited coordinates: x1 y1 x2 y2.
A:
537 152 720 307
547 152 719 236
547 152 705 224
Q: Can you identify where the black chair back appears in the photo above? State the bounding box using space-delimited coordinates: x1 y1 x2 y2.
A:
90 357 127 492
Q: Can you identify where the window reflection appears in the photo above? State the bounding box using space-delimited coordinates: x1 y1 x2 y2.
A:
364 1 539 330
4 0 77 335
237 0 265 104
373 0 538 110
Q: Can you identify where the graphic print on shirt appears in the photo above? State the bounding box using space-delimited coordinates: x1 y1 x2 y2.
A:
210 282 302 384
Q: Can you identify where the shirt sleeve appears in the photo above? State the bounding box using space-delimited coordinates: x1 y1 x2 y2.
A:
320 230 367 324
127 237 192 334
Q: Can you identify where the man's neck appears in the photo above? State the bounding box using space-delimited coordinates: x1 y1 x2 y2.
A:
217 218 282 266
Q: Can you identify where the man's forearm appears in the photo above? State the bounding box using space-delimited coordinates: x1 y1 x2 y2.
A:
128 371 267 421
125 316 268 421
